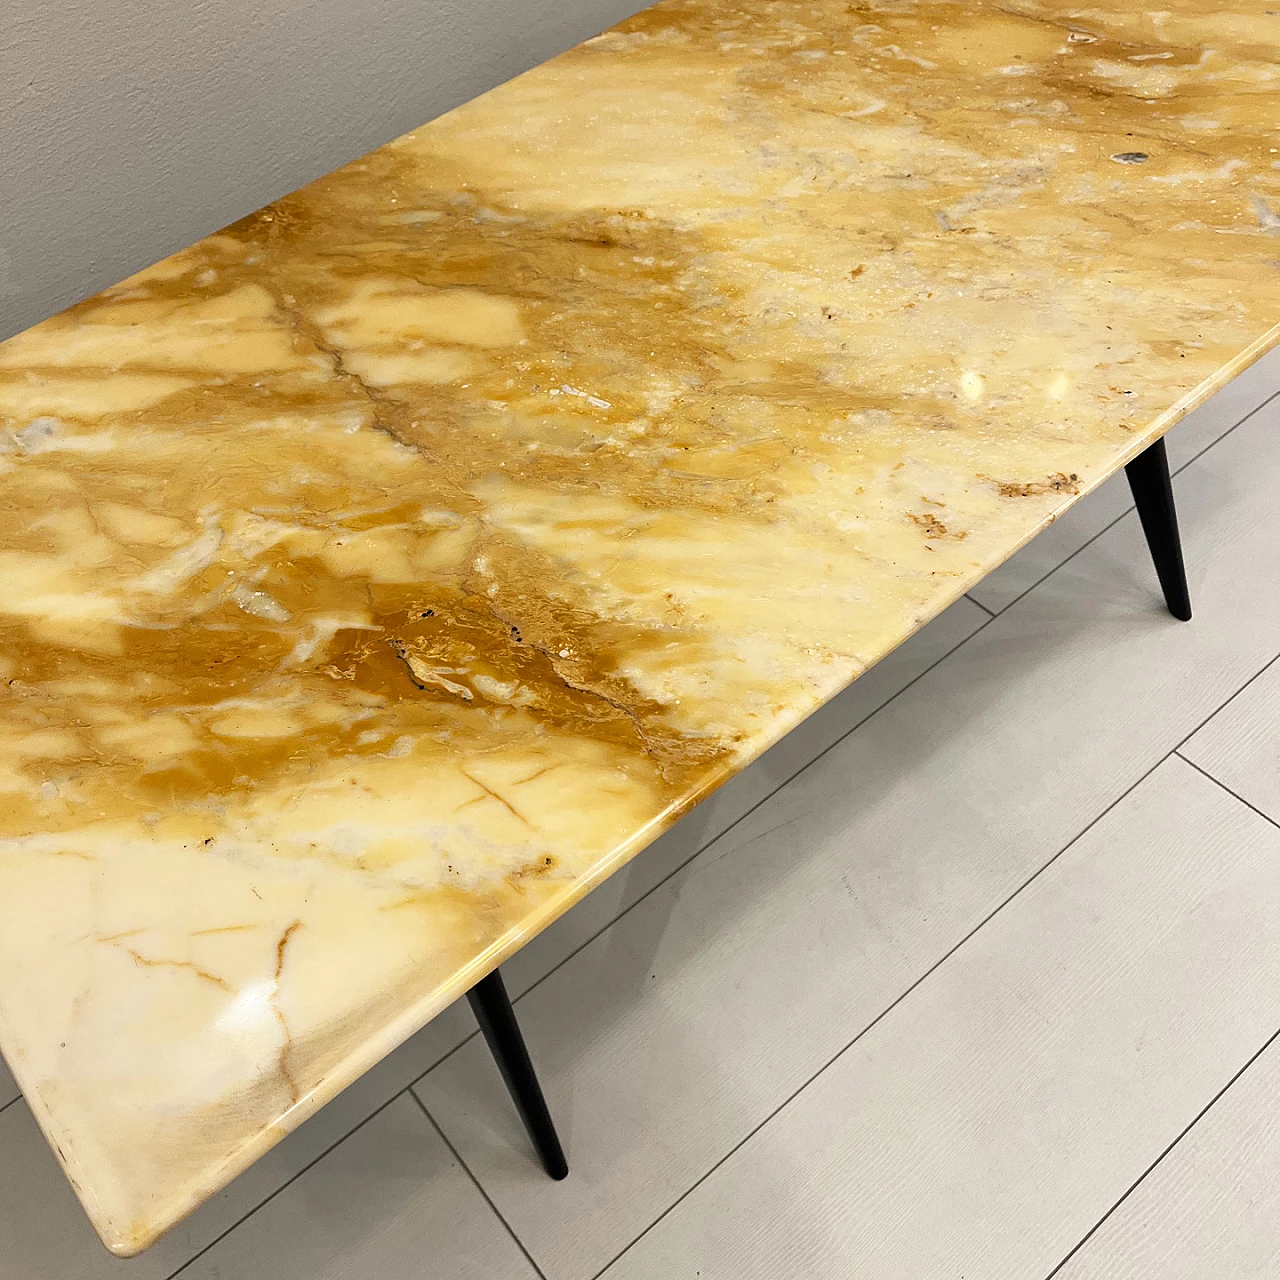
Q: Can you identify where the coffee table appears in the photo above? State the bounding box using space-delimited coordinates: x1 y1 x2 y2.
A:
0 0 1276 1255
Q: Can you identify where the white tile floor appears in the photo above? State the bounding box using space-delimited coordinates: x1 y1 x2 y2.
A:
4 348 1280 1279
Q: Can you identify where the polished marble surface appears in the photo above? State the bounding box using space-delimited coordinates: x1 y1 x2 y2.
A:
0 0 1277 1255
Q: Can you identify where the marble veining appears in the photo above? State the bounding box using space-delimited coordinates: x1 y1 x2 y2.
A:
0 0 1278 1254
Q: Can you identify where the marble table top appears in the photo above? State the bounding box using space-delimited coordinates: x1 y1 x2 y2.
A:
1 0 1278 1255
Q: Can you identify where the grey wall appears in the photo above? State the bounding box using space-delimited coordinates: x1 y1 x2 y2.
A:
0 0 649 341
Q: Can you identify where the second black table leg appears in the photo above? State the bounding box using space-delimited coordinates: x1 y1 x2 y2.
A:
1124 435 1192 622
466 967 569 1179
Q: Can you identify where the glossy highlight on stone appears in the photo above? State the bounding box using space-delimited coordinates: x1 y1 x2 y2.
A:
0 0 1278 1255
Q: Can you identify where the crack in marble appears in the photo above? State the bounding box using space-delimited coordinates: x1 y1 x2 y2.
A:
270 920 303 1105
457 768 532 828
121 949 232 994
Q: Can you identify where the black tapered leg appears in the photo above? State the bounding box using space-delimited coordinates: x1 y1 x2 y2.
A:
1124 436 1192 622
466 968 568 1179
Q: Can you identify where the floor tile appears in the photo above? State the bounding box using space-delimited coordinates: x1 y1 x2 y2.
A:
968 345 1280 614
1053 1032 1280 1280
0 1055 16 1110
415 394 1280 1280
600 758 1280 1279
1181 656 1280 826
177 1094 537 1280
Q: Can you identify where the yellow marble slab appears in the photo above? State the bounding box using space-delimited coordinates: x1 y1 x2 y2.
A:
1 0 1278 1255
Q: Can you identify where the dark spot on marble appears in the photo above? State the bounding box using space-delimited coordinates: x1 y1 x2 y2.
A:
991 472 1081 498
1111 152 1149 164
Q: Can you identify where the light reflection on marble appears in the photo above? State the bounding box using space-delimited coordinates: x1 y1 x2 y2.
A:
1 0 1278 1255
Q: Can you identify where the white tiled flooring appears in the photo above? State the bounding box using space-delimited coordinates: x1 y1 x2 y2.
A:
4 350 1280 1279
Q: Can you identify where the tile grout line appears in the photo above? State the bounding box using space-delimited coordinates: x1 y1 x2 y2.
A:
1172 650 1280 760
585 644 1280 1277
1175 750 1280 837
409 1089 550 1280
1042 1022 1280 1280
987 385 1280 618
163 1088 410 1279
987 507 1132 618
1171 386 1280 477
964 592 996 617
0 1095 18 1118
